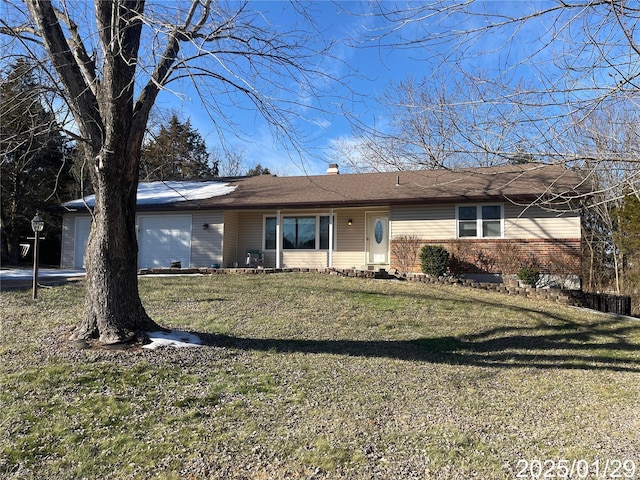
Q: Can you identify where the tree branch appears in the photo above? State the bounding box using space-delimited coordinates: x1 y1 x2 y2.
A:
25 0 102 153
55 2 98 97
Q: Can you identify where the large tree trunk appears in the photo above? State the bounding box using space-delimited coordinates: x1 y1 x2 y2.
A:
70 147 161 344
46 0 165 344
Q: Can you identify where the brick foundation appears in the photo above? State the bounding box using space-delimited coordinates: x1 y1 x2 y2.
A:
390 238 582 276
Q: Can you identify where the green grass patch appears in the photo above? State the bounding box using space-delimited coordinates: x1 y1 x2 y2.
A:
1 273 640 479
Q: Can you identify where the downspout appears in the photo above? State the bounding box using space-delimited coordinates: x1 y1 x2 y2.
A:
328 208 334 268
276 210 281 269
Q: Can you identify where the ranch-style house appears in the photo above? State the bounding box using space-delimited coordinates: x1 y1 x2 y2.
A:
60 163 589 284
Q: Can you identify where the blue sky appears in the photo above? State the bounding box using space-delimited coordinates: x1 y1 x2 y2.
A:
144 1 595 176
145 3 410 175
4 1 623 176
153 1 408 176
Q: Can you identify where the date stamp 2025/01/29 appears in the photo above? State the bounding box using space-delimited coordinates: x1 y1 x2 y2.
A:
513 458 637 479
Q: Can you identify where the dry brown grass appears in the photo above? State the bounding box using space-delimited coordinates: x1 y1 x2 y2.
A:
1 273 640 479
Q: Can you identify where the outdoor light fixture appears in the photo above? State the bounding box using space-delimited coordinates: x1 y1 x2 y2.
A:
348 219 353 226
203 223 209 230
31 212 44 299
31 212 44 233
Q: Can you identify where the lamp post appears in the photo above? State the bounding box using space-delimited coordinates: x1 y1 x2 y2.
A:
31 212 44 299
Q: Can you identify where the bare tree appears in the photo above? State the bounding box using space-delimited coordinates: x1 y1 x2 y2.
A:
334 74 527 171
1 1 342 344
566 105 640 293
213 145 245 177
390 234 421 274
357 1 640 188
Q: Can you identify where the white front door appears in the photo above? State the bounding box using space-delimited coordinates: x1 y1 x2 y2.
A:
366 213 389 265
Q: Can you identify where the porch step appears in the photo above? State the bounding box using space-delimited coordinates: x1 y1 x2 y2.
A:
373 268 393 279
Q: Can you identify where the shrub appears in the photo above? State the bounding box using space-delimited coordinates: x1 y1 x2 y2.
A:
390 234 421 274
420 245 449 277
448 240 472 275
494 240 523 275
517 266 540 286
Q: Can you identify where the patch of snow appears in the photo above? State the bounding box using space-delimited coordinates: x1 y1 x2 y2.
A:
0 268 85 280
64 180 236 209
142 330 202 350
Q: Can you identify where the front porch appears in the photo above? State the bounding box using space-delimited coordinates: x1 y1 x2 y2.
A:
224 207 391 271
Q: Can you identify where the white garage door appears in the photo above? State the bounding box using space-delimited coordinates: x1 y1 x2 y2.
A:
138 215 192 269
74 216 92 269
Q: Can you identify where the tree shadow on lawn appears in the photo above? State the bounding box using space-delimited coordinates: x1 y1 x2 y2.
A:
195 316 640 373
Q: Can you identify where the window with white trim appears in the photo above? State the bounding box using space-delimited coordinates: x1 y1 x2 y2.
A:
457 205 503 238
265 217 277 250
264 215 334 250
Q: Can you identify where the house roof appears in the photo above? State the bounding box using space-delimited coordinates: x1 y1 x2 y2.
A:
63 180 236 210
63 163 591 212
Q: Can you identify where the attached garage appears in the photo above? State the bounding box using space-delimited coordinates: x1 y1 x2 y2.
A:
61 211 226 270
60 181 234 270
137 215 192 269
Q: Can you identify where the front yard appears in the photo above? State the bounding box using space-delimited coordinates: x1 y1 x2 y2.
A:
1 273 639 479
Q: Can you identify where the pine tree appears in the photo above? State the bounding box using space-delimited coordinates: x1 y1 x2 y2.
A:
246 163 271 176
141 114 213 181
0 60 70 264
614 193 640 260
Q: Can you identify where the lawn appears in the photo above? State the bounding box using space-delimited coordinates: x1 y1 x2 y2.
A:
1 273 639 479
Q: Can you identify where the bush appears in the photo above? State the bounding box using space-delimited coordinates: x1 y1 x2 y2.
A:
517 266 540 286
420 245 449 277
494 240 523 275
391 234 421 274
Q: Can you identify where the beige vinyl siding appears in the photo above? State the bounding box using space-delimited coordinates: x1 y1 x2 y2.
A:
334 208 366 252
236 211 266 266
191 211 223 268
223 211 239 267
504 204 581 239
389 204 580 241
282 251 328 268
390 205 454 240
332 251 367 269
332 208 368 269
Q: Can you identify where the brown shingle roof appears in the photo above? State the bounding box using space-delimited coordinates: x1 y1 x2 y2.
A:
137 163 590 211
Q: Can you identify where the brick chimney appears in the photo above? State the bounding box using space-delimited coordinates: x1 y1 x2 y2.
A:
326 163 339 175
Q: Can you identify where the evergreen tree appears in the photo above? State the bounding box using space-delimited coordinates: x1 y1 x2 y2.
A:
141 114 213 181
614 193 640 261
0 60 70 264
246 163 271 176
